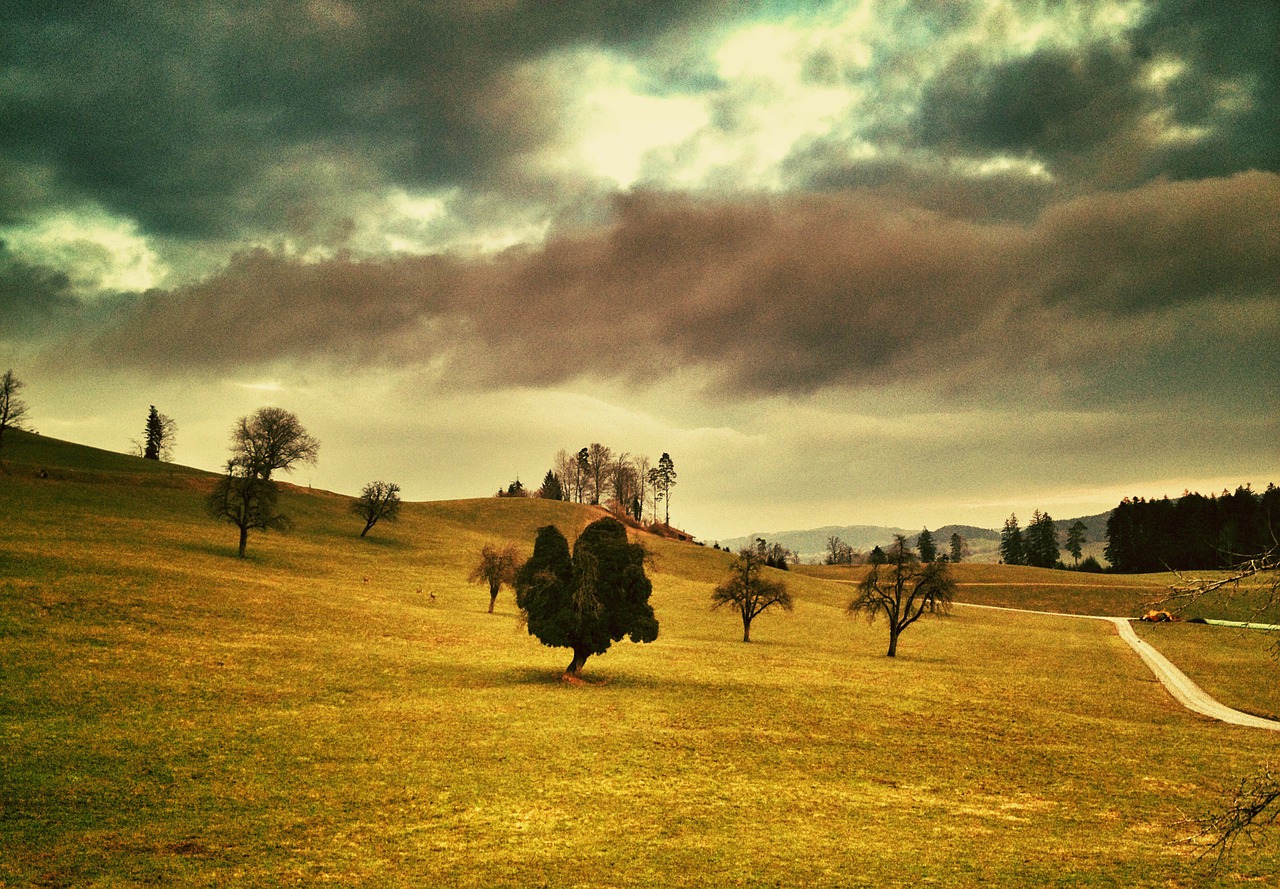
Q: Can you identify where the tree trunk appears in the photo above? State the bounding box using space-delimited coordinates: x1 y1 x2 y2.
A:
237 526 248 559
742 613 752 643
360 522 371 538
488 589 498 613
565 648 590 678
886 625 899 657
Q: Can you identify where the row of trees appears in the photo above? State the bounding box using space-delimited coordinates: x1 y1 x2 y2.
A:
504 522 953 671
514 445 678 527
826 530 967 566
1105 485 1279 573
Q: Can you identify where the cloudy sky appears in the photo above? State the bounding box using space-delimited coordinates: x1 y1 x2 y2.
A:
2 0 1277 542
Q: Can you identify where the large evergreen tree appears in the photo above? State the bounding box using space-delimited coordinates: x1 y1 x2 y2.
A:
999 514 1025 565
916 528 937 563
538 469 563 501
141 405 177 461
1024 510 1060 568
515 518 659 679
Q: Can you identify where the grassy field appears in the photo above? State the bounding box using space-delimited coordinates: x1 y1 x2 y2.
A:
2 430 1277 887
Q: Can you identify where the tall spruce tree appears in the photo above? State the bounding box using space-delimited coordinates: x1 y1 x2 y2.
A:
539 469 563 500
916 528 937 562
1000 514 1025 565
1024 510 1060 568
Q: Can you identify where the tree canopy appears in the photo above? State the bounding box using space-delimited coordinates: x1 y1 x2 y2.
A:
514 517 658 679
230 406 319 480
139 405 177 461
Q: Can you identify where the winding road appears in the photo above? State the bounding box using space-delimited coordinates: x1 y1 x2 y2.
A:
957 602 1280 732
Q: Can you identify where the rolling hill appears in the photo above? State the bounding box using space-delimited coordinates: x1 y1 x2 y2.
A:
1 429 1275 888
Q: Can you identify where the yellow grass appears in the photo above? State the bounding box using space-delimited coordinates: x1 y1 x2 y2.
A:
1 431 1276 886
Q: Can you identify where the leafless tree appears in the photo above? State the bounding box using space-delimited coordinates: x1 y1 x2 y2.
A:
585 442 612 505
230 406 319 480
469 542 522 613
711 547 793 642
206 461 291 558
0 368 31 451
848 535 955 657
351 481 401 537
1166 544 1280 862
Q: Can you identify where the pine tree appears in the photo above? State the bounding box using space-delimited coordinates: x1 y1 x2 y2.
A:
917 528 937 562
1024 510 1060 568
1000 514 1025 565
539 469 563 500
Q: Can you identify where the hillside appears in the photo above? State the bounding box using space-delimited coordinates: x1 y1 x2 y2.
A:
1 432 1276 887
725 510 1113 565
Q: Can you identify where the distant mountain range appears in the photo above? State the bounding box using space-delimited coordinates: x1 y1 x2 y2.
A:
718 511 1113 564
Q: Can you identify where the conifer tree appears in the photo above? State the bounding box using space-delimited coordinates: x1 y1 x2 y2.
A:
1000 514 1025 565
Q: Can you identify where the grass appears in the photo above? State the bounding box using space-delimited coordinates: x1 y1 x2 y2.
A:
1 429 1277 886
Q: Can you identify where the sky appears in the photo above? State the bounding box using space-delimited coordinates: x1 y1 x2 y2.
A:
2 0 1277 543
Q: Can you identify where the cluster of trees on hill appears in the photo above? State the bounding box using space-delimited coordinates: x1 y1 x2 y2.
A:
999 511 1093 569
1104 485 1279 573
501 444 678 528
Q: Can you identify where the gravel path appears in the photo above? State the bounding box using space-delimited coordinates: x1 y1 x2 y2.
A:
957 602 1280 732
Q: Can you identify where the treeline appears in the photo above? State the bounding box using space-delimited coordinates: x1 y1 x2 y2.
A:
499 444 678 527
1104 484 1279 573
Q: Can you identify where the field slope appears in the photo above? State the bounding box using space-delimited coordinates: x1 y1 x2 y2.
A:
1 430 1276 887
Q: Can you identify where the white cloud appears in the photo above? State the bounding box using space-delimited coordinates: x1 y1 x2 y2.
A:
2 209 169 294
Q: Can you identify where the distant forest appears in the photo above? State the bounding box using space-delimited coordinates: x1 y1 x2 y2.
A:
1104 484 1279 573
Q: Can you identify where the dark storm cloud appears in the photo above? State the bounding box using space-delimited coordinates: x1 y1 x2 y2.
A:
0 0 738 239
917 42 1148 159
0 242 79 334
911 0 1279 188
1133 0 1280 178
70 172 1280 404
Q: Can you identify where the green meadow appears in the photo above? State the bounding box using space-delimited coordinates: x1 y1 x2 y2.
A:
1 429 1276 887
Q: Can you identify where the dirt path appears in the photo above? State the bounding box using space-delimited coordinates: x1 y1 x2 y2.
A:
957 602 1280 732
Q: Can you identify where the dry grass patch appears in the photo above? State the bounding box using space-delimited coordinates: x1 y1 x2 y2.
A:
2 435 1277 886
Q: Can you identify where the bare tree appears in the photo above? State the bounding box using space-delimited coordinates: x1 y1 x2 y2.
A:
206 461 291 558
230 406 319 480
632 454 652 521
0 368 31 451
553 449 579 503
848 535 955 657
712 547 793 642
1165 545 1280 862
826 535 855 565
352 481 401 537
585 442 613 505
469 543 522 613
